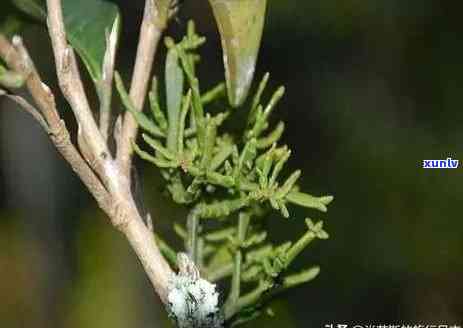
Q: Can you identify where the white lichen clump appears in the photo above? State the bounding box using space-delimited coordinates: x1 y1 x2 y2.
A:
167 253 223 328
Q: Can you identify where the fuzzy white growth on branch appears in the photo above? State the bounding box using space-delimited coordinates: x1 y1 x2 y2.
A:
167 253 223 328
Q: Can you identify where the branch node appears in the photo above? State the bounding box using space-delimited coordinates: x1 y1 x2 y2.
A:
112 201 131 231
49 119 70 149
11 36 33 77
40 81 53 97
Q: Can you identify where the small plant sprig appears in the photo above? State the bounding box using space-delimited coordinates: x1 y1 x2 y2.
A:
116 21 333 327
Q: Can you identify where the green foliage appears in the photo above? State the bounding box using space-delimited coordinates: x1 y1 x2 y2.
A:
7 0 120 84
208 0 268 107
8 0 120 131
60 0 120 83
119 21 333 326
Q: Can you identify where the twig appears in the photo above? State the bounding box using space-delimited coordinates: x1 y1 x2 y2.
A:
118 0 167 177
0 34 113 219
46 0 110 174
0 91 49 131
99 15 120 141
1 0 176 304
45 0 174 302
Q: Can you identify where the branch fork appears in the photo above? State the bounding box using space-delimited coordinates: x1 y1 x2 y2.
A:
0 0 176 304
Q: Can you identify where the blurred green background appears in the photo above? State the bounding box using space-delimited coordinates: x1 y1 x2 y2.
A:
1 1 462 327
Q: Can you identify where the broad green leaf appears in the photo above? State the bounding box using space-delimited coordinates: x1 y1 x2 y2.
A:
208 0 267 107
9 0 120 82
62 0 120 82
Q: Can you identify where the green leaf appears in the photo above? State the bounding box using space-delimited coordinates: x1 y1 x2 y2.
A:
115 72 165 138
9 0 119 83
149 77 168 131
208 0 268 107
305 218 329 240
165 46 185 152
280 266 320 290
257 121 285 149
177 89 192 154
62 0 120 82
132 142 176 169
205 227 237 242
7 0 119 82
201 82 226 105
154 234 178 268
207 245 233 272
286 191 333 212
276 170 301 199
142 134 175 160
249 72 269 124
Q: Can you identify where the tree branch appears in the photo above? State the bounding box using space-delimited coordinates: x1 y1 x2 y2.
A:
117 0 167 177
0 34 113 219
0 90 49 131
45 0 174 301
2 0 176 304
46 0 110 177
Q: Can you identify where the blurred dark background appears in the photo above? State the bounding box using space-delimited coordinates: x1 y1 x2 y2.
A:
1 1 462 327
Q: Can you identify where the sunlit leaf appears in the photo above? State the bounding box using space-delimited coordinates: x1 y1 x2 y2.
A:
208 0 267 107
62 0 120 82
